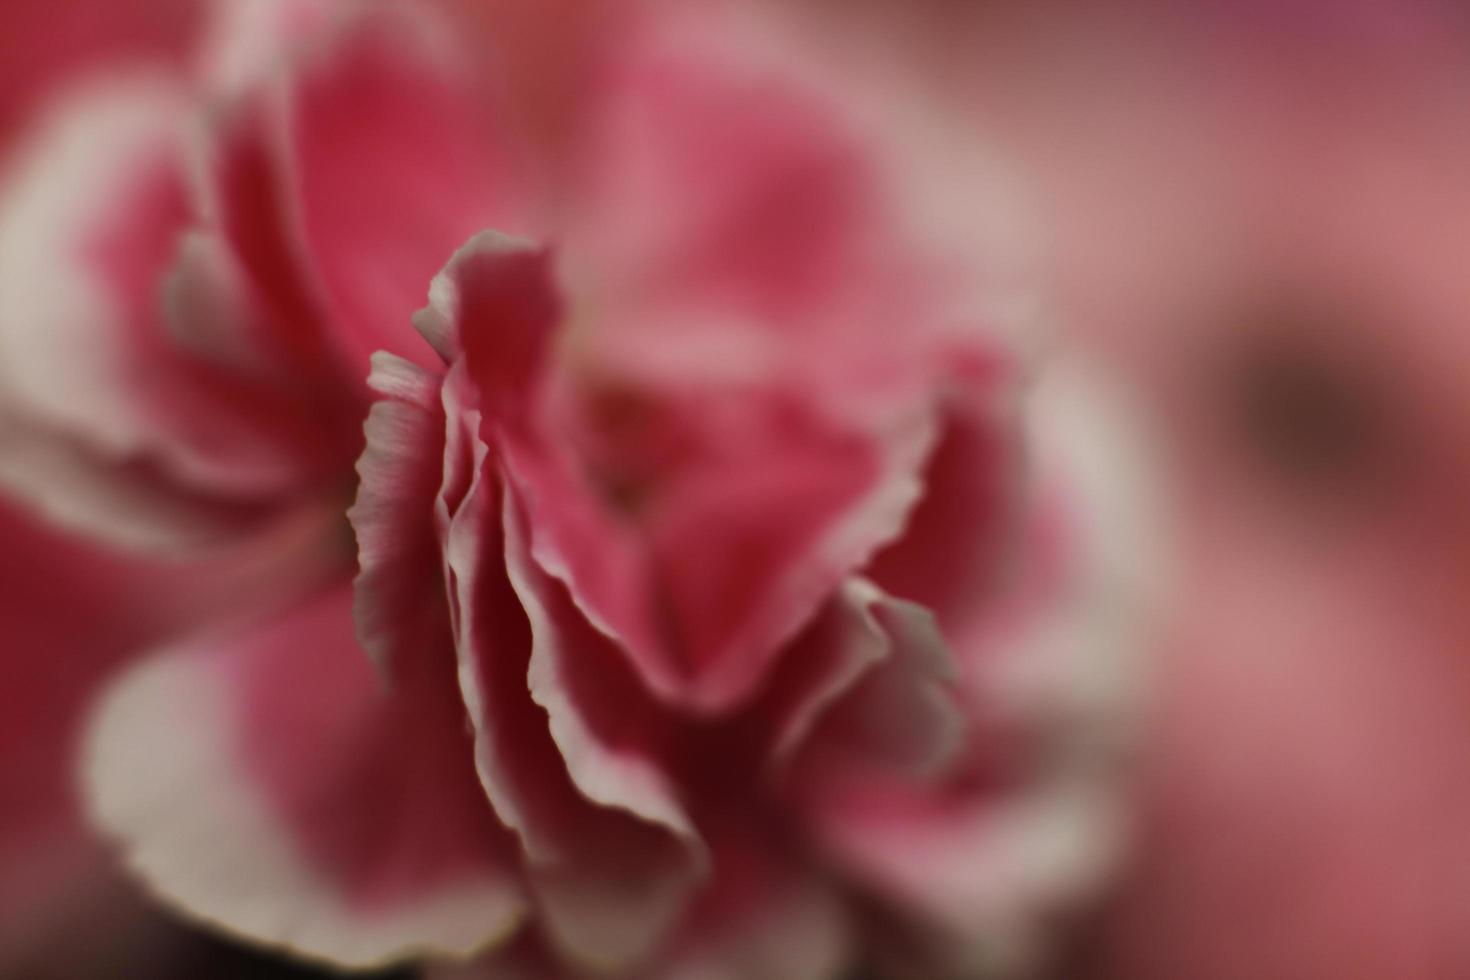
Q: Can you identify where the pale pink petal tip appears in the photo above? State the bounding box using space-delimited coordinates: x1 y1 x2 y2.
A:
83 587 525 969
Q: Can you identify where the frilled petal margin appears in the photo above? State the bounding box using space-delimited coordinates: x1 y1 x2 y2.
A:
424 228 938 715
348 352 449 679
351 314 709 971
867 384 1022 642
794 366 1162 978
788 579 966 788
83 583 524 970
502 478 703 863
444 443 706 973
526 31 949 712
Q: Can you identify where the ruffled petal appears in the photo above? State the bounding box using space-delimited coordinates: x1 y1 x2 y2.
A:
867 384 1023 642
430 230 559 392
502 479 699 851
793 366 1161 978
788 581 966 789
84 583 525 969
444 444 703 972
463 13 961 713
756 580 893 773
347 352 450 679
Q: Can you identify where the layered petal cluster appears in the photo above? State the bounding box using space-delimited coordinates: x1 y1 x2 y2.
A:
0 1 1156 977
356 223 1152 976
336 10 1153 977
0 0 515 553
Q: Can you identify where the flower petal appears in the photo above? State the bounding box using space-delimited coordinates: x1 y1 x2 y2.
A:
654 838 850 980
456 14 961 712
84 583 525 969
0 0 197 151
428 230 559 390
445 448 704 972
0 84 286 468
0 76 362 548
757 580 893 773
496 371 936 714
428 824 851 980
287 6 525 375
791 581 966 788
794 366 1161 977
867 385 1022 642
348 352 450 679
502 478 700 852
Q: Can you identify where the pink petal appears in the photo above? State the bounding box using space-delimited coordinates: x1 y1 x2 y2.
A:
567 37 880 328
430 824 852 980
347 352 450 679
498 366 936 714
0 496 170 923
866 386 1022 643
0 412 276 551
194 0 336 101
465 14 966 712
0 83 312 483
446 232 561 404
205 95 339 378
502 478 699 851
0 0 198 152
790 582 966 789
756 580 893 772
652 815 852 980
288 6 526 376
451 0 624 190
85 582 525 968
435 359 483 545
793 368 1160 977
0 78 365 548
612 390 932 713
202 89 370 458
444 450 703 971
558 10 984 418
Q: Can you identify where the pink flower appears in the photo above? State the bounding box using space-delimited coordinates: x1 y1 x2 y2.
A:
0 2 1156 977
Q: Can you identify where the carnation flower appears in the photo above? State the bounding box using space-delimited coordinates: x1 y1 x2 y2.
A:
0 2 1156 977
